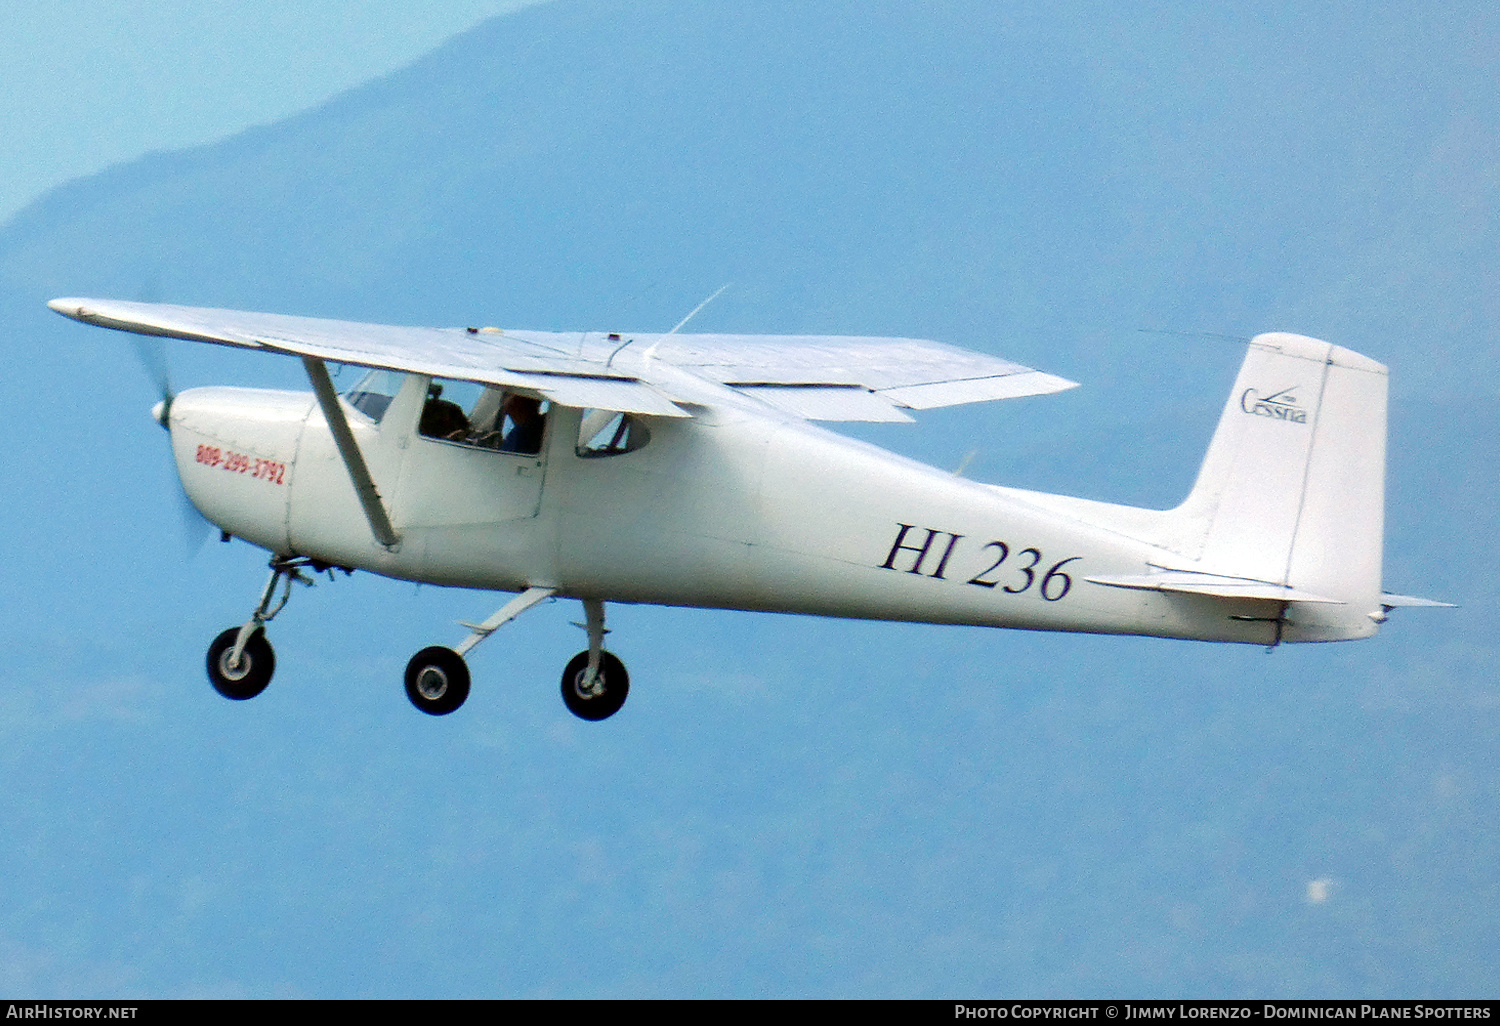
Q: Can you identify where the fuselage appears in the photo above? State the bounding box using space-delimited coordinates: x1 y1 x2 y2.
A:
167 372 1381 647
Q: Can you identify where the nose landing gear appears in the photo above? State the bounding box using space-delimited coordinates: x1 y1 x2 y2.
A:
205 555 315 701
207 626 275 700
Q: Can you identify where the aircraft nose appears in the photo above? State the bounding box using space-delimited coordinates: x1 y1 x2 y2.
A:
151 399 169 428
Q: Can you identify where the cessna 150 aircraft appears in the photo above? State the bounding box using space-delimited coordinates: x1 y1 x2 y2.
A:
48 297 1447 720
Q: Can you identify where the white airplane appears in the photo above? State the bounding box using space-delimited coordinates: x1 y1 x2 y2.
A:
49 297 1448 720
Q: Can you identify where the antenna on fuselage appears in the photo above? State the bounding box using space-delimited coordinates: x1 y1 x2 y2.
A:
615 283 733 367
952 449 981 477
1137 328 1252 345
668 282 732 335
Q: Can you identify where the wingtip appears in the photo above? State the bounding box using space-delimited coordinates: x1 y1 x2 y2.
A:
1011 370 1081 396
47 297 94 321
1379 593 1457 609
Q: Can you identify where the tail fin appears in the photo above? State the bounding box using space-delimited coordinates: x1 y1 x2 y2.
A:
1171 333 1388 634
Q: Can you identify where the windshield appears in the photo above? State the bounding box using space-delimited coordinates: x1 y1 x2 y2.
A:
344 369 402 423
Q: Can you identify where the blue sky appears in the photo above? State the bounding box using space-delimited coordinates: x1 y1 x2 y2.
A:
0 0 547 223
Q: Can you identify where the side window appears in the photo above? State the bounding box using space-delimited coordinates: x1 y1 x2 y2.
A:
576 409 651 458
344 369 402 423
490 393 547 455
419 380 548 456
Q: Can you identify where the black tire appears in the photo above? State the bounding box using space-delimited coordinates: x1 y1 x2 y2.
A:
207 627 275 701
405 646 471 716
560 650 629 721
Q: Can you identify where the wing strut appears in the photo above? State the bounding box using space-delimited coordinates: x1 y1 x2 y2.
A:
301 357 401 550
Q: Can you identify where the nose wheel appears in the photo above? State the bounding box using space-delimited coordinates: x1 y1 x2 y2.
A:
207 627 275 700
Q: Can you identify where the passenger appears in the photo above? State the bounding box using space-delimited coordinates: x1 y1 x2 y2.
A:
499 395 544 454
418 382 470 441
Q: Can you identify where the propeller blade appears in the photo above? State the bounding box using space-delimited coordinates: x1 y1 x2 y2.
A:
132 336 174 427
176 477 214 556
127 328 209 552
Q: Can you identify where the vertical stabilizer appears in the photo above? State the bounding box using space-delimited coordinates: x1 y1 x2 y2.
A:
1170 333 1388 634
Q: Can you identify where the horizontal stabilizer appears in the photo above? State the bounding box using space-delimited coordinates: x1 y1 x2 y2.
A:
1380 593 1456 609
1087 570 1345 604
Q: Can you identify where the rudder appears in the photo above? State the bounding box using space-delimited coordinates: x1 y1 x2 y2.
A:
1170 333 1388 637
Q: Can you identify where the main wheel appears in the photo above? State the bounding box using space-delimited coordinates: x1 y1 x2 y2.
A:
207 627 275 701
405 646 471 715
560 650 629 721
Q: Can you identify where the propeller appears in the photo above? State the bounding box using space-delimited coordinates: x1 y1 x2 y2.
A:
133 336 174 429
130 334 214 553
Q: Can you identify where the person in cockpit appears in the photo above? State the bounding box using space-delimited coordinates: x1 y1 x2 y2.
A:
498 395 544 455
418 382 469 441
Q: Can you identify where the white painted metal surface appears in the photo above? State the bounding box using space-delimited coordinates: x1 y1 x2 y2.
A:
49 296 1450 716
47 298 1078 419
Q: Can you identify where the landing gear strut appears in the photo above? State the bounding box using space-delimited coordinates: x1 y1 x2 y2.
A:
560 599 629 721
403 591 630 720
401 586 555 715
205 555 314 701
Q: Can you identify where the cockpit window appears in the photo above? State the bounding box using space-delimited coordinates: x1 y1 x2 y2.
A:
344 369 402 423
419 379 548 456
576 409 651 458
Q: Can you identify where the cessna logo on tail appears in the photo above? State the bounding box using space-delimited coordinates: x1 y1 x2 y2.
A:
1241 386 1306 424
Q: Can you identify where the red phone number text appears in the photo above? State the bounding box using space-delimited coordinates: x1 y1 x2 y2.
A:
196 445 286 485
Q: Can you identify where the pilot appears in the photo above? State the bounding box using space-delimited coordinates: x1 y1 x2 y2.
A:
418 382 470 441
499 395 544 454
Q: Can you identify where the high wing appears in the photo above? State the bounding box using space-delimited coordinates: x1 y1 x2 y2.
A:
641 333 1075 421
48 297 1077 420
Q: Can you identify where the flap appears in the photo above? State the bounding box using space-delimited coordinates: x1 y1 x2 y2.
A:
733 385 915 422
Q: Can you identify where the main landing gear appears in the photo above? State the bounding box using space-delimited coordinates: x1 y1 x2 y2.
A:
558 599 629 721
403 591 630 720
404 646 470 715
205 564 631 721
